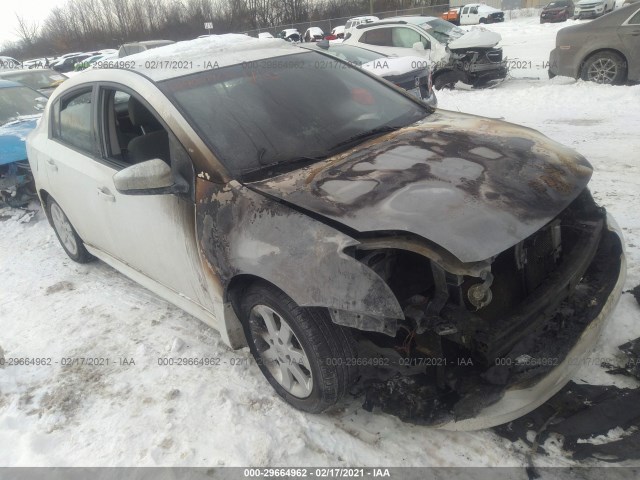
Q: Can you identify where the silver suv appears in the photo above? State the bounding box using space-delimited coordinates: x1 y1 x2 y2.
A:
344 16 508 89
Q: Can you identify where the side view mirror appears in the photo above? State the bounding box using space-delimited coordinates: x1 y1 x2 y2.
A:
113 158 189 195
412 42 425 52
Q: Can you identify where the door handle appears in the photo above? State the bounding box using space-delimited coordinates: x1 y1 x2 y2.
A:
97 187 115 202
45 158 57 172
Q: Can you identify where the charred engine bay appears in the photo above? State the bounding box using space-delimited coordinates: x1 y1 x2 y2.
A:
351 190 623 426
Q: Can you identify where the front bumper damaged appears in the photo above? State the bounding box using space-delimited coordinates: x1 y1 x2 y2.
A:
442 213 625 430
363 213 626 430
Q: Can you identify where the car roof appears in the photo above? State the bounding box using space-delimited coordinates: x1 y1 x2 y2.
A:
357 16 439 27
111 34 304 82
123 40 174 47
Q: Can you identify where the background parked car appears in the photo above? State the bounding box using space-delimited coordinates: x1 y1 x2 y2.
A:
118 40 175 58
549 4 640 84
343 16 508 89
573 0 615 18
0 69 67 97
459 4 505 25
308 41 437 107
303 27 324 42
22 58 51 69
52 54 92 73
344 16 379 38
278 29 302 42
331 25 345 39
541 0 576 22
74 54 108 71
258 32 274 39
0 80 45 206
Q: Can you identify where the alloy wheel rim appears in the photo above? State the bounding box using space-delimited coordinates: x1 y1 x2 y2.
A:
50 203 78 256
588 58 618 84
250 304 313 398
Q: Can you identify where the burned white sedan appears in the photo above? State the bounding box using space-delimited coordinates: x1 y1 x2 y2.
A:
26 35 625 430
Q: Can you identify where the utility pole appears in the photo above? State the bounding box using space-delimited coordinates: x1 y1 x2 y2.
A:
370 0 373 14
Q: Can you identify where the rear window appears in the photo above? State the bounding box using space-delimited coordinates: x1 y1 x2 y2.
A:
52 89 94 153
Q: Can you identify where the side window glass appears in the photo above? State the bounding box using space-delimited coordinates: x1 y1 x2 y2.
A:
99 87 195 195
462 7 469 14
470 7 478 14
391 28 422 48
362 28 392 46
53 88 94 153
100 88 170 167
628 10 640 25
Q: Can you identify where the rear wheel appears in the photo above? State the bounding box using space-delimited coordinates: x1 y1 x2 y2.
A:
47 198 94 263
580 51 627 85
239 282 357 413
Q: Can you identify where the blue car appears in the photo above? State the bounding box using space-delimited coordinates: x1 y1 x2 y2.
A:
0 79 45 206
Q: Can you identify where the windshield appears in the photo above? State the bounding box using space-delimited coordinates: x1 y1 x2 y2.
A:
161 51 429 180
0 70 66 90
421 19 466 44
313 44 385 65
0 86 43 125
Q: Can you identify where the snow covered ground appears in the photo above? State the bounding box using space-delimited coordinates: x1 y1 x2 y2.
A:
1 14 640 470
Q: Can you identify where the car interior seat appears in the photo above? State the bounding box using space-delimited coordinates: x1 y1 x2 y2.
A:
126 97 170 164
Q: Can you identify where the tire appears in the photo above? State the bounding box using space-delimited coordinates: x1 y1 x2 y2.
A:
239 282 357 413
479 18 487 24
580 51 627 85
47 197 94 263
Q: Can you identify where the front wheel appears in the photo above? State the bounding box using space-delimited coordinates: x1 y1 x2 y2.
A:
580 51 627 85
47 198 94 263
239 282 357 413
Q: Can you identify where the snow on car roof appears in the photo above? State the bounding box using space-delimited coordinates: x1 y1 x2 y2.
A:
381 16 439 25
122 34 302 82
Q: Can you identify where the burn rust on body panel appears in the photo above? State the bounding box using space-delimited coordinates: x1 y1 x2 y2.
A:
194 177 404 319
249 110 593 263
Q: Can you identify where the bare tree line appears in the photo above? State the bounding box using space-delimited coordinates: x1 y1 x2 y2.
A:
2 0 444 59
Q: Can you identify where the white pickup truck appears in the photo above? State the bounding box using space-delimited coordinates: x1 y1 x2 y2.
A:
458 4 505 25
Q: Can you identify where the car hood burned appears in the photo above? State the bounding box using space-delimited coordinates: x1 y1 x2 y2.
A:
246 110 593 263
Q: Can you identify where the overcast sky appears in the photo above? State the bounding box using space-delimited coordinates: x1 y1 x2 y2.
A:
1 0 69 47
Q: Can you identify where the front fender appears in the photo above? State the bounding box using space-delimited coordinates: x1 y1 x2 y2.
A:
195 179 404 325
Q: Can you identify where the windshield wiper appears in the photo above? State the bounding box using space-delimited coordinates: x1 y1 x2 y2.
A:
329 125 402 151
241 155 328 182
